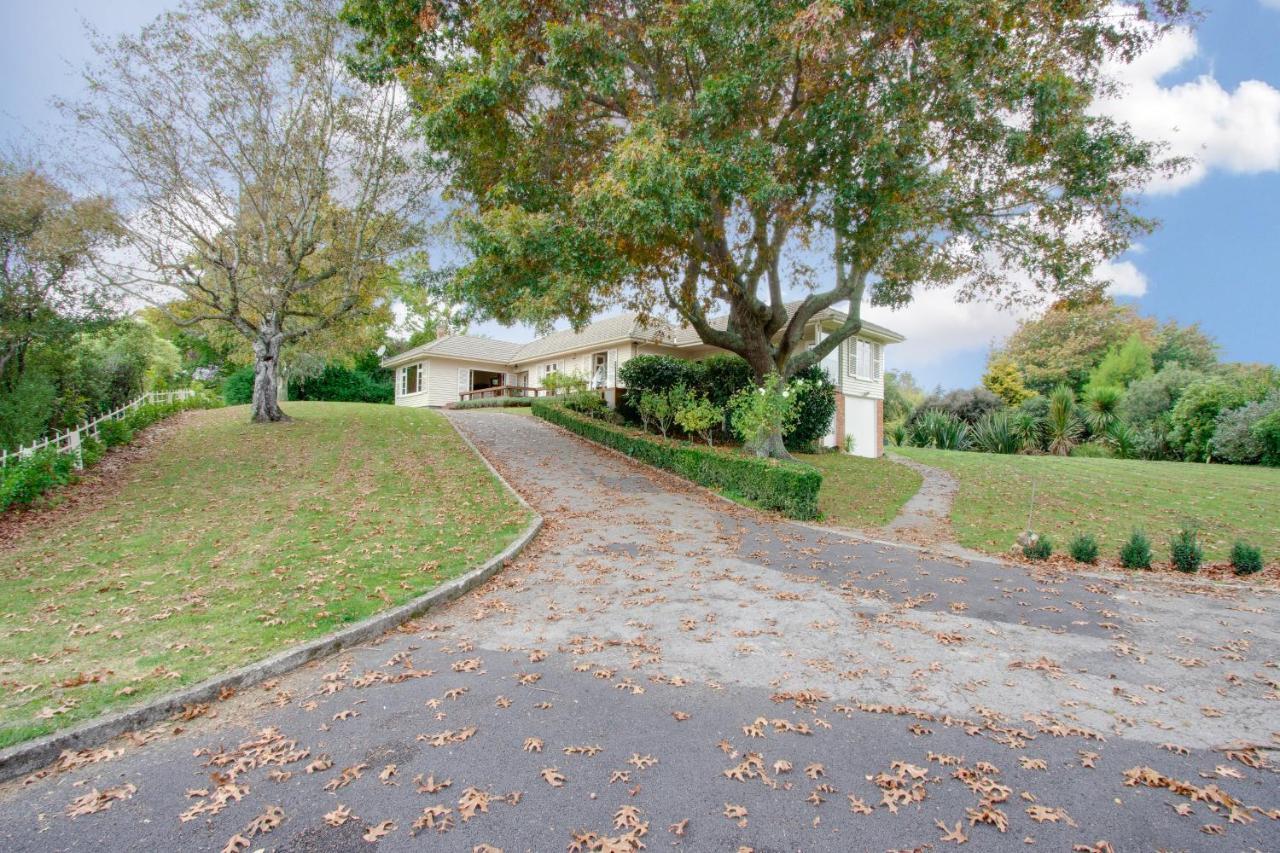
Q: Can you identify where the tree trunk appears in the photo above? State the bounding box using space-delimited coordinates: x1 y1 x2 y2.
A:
250 330 289 423
753 430 791 460
740 343 794 461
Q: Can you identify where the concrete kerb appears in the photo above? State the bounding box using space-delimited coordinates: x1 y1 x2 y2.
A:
0 419 543 785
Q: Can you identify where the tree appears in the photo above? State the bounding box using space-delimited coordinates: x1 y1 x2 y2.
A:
73 0 429 422
1086 333 1153 392
982 357 1034 407
344 0 1183 456
1000 297 1154 394
883 370 926 424
1152 320 1218 372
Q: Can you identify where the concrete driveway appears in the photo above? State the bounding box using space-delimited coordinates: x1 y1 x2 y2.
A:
2 411 1277 851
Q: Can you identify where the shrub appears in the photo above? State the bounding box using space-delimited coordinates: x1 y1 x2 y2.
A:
1011 409 1043 452
97 418 133 448
1069 533 1099 564
1230 541 1263 576
698 354 754 410
888 421 907 447
541 370 588 396
1120 530 1152 569
1212 390 1280 465
1086 334 1153 392
564 389 607 418
533 400 822 518
0 448 78 511
729 373 799 456
453 396 533 409
1106 420 1138 459
911 409 970 450
619 354 700 414
223 366 255 405
1046 385 1082 456
1170 373 1273 462
971 410 1021 454
1022 535 1052 561
1070 442 1112 459
638 389 677 437
289 363 393 404
674 395 723 446
1169 526 1202 574
1082 384 1123 435
906 386 1002 428
1253 409 1280 467
785 365 836 452
79 436 105 467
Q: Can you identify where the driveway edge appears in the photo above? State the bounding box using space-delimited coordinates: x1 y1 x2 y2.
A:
0 420 542 785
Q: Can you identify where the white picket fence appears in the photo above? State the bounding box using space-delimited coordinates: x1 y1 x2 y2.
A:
0 389 197 470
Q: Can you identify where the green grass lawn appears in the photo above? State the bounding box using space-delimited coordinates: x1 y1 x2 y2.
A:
0 402 530 749
800 451 923 528
895 446 1280 562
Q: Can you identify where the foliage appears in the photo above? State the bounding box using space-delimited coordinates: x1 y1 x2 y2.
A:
1153 320 1218 372
1170 371 1276 462
730 374 799 457
223 367 255 406
1169 525 1203 573
674 395 723 446
1069 533 1100 564
1120 530 1153 570
542 371 589 396
346 0 1184 453
533 401 822 520
1254 410 1280 467
288 362 393 404
884 370 926 423
888 422 908 448
0 449 77 512
908 387 1003 428
699 354 756 412
638 388 681 438
76 0 428 422
452 396 534 410
1082 384 1123 434
96 418 133 449
971 410 1022 455
1211 390 1280 465
1070 442 1113 459
1106 420 1139 459
564 390 608 418
784 365 836 453
1230 542 1263 576
982 357 1035 407
1046 386 1083 456
1022 535 1052 561
619 355 702 418
1000 298 1156 395
910 410 970 451
1011 407 1044 453
1086 334 1153 392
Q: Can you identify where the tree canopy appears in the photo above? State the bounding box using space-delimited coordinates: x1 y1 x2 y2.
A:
343 0 1184 401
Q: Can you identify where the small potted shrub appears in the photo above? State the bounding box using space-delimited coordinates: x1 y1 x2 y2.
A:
1069 533 1099 564
1120 530 1152 570
1169 526 1202 574
1230 542 1263 577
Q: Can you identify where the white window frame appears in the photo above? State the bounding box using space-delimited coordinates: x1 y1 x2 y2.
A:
402 363 421 395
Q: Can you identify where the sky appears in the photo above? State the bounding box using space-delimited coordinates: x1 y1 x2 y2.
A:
2 1 1278 392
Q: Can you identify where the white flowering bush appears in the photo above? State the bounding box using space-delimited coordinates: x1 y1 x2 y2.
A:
729 373 800 457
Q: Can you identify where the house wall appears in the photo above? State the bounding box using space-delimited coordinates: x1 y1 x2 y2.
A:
394 356 511 408
843 395 881 458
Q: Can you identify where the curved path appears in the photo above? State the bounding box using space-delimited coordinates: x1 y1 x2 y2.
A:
1 412 1277 851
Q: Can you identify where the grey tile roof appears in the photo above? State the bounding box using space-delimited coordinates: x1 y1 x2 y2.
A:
670 303 904 344
509 313 672 363
381 334 521 368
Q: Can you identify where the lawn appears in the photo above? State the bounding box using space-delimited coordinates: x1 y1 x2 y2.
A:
895 446 1280 563
0 402 530 749
800 451 923 528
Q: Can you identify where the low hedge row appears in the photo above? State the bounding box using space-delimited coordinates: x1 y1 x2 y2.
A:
533 400 822 519
454 396 534 410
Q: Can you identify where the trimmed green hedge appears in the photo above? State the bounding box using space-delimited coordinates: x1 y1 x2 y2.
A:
454 396 534 410
533 400 822 519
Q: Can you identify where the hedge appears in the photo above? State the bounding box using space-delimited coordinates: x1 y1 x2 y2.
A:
533 400 822 519
453 396 534 409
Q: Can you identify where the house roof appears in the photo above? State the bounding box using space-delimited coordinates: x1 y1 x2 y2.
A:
382 303 902 368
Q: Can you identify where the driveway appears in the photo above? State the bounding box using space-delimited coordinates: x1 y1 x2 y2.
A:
2 411 1277 851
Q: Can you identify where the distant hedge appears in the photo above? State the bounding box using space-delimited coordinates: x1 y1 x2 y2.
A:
454 396 533 409
533 400 822 519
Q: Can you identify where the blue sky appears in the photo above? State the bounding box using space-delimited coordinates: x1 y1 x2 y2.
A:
3 1 1278 391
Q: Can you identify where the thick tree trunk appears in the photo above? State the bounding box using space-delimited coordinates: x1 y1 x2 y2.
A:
250 330 289 423
752 430 791 460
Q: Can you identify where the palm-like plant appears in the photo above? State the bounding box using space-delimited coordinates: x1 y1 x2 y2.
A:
1046 386 1082 456
1083 385 1123 434
1106 419 1137 459
971 410 1021 454
1012 410 1043 452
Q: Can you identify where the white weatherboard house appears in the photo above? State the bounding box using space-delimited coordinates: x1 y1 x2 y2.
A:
382 304 904 458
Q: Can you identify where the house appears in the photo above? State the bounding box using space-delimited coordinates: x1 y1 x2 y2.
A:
381 305 904 457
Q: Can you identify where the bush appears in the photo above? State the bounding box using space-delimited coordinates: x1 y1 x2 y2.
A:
888 421 908 447
1011 409 1043 452
542 370 588 396
619 355 701 416
0 448 78 511
1046 385 1082 456
1120 530 1152 569
698 354 754 410
79 436 105 467
1069 533 1099 564
638 389 678 437
785 365 836 452
910 409 970 450
534 400 822 518
223 366 255 405
1170 374 1272 462
1254 409 1280 467
674 395 723 446
453 396 534 409
906 386 1003 428
1212 390 1280 465
564 389 608 418
1106 420 1138 459
1169 526 1202 574
97 418 134 448
1230 541 1263 577
729 373 798 455
1070 442 1113 459
1022 535 1052 561
289 363 393 404
971 410 1021 454
1082 384 1123 435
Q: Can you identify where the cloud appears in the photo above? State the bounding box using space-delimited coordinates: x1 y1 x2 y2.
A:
1095 258 1149 297
861 288 1031 373
1261 0 1280 11
1094 18 1280 193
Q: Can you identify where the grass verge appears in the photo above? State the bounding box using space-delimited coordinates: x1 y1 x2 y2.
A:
801 452 922 528
894 446 1280 562
0 401 529 748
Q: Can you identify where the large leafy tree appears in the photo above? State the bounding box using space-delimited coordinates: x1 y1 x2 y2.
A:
73 0 430 422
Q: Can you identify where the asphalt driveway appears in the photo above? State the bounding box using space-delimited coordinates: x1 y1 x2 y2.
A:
1 411 1277 851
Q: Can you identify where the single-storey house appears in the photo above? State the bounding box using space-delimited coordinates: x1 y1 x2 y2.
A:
381 304 904 457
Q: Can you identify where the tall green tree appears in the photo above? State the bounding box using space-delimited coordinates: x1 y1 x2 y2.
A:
344 0 1185 456
73 0 430 423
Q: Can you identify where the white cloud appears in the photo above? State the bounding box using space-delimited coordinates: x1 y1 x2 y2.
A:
1260 1 1280 11
1094 18 1280 192
861 288 1032 373
1095 258 1149 297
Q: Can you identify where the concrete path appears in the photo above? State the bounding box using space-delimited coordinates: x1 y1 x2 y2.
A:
2 412 1278 852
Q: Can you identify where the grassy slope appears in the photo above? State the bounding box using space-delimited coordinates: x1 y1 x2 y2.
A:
896 446 1280 561
0 402 529 748
800 452 923 529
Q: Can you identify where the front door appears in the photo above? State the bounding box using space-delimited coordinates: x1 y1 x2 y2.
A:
592 352 608 388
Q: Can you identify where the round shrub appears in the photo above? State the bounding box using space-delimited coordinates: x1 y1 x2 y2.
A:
698 354 754 410
1230 542 1263 576
1169 526 1202 574
1022 535 1052 561
784 365 836 452
1120 530 1152 569
97 418 133 448
1068 533 1099 564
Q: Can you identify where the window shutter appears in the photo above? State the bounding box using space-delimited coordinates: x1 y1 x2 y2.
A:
845 341 857 378
873 344 884 380
457 368 468 396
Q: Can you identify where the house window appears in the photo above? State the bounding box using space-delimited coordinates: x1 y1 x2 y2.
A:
542 363 558 377
402 364 421 395
846 340 876 381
